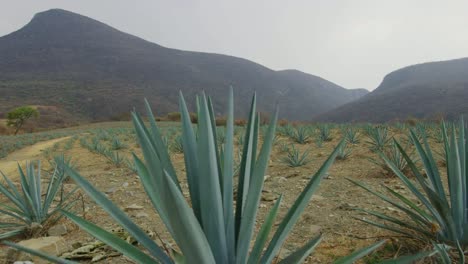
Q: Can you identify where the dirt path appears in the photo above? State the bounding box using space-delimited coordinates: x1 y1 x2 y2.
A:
0 137 70 177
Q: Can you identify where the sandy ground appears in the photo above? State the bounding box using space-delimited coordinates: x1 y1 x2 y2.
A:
0 137 70 177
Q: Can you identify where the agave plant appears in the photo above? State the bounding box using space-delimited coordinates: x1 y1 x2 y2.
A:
336 142 352 161
277 124 295 137
237 134 245 146
277 141 290 153
0 161 77 239
365 125 391 151
171 135 184 153
343 127 360 144
315 135 324 148
49 154 77 176
281 145 311 167
317 124 333 142
63 138 75 151
111 137 127 150
124 158 138 173
433 126 445 144
368 140 417 175
350 118 468 262
6 89 353 263
216 127 226 145
291 126 311 144
104 150 125 167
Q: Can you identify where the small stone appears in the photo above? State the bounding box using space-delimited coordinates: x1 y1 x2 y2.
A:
261 193 278 202
125 204 144 210
92 253 107 262
48 224 68 236
309 225 322 236
105 187 117 194
136 212 149 218
122 182 129 188
7 237 69 264
312 195 324 201
279 247 292 260
338 203 357 210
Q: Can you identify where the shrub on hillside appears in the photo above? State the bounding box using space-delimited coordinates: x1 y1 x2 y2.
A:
167 112 181 121
234 118 247 126
215 116 227 126
277 119 289 127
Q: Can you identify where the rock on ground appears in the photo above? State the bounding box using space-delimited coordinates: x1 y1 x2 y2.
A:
7 236 69 264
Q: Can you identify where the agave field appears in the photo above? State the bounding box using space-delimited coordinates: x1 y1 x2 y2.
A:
0 94 465 263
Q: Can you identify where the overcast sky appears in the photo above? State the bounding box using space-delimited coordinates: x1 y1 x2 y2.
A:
1 0 468 90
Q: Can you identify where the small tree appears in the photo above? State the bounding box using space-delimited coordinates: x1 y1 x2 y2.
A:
7 106 39 135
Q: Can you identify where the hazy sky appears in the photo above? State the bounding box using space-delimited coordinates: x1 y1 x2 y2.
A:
1 0 468 90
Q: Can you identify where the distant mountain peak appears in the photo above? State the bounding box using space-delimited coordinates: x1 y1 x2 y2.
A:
21 9 115 34
34 8 80 17
30 8 109 27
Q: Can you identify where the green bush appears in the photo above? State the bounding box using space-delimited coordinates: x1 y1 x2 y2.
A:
6 106 39 135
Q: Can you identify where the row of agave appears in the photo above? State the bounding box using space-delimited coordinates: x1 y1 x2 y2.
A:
0 89 466 263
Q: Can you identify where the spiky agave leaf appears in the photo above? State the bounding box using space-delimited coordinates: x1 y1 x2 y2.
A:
351 118 468 251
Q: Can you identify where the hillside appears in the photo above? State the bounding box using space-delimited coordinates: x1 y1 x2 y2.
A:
315 58 468 122
0 9 367 122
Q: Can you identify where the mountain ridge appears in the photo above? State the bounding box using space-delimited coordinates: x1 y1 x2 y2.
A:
0 9 367 121
315 57 468 122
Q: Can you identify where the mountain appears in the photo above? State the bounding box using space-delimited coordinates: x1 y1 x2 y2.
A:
315 58 468 122
0 9 367 122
